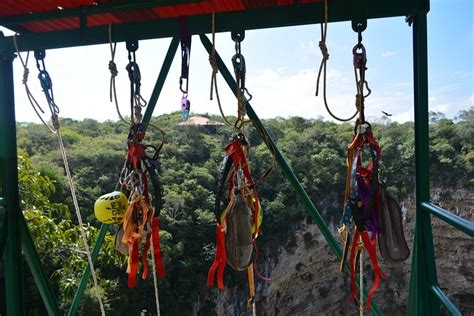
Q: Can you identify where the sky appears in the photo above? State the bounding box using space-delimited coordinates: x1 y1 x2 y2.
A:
2 0 473 124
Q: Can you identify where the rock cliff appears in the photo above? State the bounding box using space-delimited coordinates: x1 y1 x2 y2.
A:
208 189 473 315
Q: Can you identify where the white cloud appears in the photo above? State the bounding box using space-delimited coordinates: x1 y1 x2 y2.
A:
381 51 398 58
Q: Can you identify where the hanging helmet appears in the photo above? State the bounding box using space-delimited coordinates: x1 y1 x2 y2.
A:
94 191 129 224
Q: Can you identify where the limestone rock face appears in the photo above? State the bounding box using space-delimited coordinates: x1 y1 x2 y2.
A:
210 189 473 315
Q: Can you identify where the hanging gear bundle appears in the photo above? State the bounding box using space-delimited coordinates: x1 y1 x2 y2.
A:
117 122 166 288
208 133 263 290
179 17 192 121
337 24 409 313
339 122 386 313
126 40 147 124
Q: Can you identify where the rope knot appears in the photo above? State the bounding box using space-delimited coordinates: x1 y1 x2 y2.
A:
22 68 29 84
355 94 365 123
51 113 60 130
209 54 218 74
319 40 329 61
109 60 118 77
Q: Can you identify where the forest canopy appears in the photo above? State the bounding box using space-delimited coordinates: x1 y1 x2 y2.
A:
1 107 472 314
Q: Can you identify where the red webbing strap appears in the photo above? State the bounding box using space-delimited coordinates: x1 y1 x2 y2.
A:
207 224 227 290
127 143 146 169
349 230 360 301
225 141 254 186
152 217 166 278
128 239 140 288
142 231 152 280
141 172 151 280
360 231 386 312
252 239 270 283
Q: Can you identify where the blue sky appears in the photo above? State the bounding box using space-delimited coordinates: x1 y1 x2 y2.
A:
3 0 473 123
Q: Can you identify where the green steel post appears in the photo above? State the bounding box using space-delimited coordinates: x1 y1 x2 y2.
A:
0 45 24 315
142 37 179 126
20 214 61 315
69 36 178 316
408 12 439 316
0 206 5 256
199 34 382 315
68 223 109 316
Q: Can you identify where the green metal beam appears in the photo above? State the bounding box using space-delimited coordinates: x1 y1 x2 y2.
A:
0 0 199 26
431 285 461 316
199 33 382 316
0 205 5 256
69 35 178 316
142 37 179 126
422 202 474 237
3 0 429 52
20 214 61 315
0 46 24 315
68 223 109 316
408 12 439 316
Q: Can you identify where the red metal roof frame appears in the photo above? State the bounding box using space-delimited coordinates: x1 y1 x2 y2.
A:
0 0 310 33
0 0 429 52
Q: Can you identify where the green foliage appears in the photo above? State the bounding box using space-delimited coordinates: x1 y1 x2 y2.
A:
12 108 473 314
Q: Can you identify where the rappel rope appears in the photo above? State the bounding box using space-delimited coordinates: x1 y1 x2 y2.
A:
150 210 161 316
315 0 358 122
208 13 234 128
13 36 105 315
108 24 127 124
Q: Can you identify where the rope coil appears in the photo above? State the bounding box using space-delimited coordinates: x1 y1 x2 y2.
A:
315 0 359 122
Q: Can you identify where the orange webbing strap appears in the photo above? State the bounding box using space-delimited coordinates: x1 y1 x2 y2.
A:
247 264 255 308
122 194 153 288
344 134 361 204
207 223 227 290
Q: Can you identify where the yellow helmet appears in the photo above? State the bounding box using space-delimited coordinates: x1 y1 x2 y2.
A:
94 191 129 224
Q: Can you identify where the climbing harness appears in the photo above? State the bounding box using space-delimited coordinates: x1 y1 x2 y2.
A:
126 40 147 124
179 17 192 121
13 38 106 315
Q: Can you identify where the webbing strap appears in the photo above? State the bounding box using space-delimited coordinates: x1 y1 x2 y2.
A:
152 217 166 278
207 224 227 290
350 231 385 312
225 140 254 187
128 239 140 288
